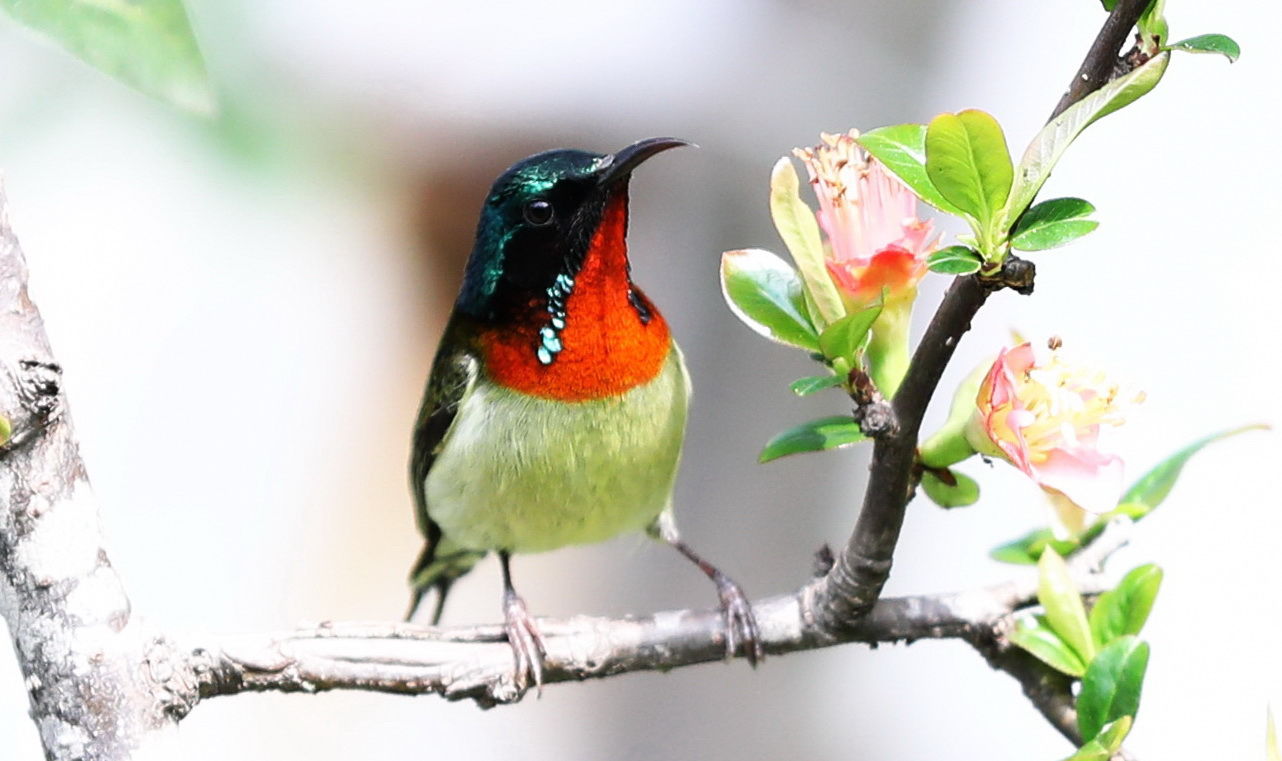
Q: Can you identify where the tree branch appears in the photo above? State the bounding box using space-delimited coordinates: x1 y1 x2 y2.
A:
810 0 1152 632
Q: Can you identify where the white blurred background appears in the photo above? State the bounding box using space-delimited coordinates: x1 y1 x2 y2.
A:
1 0 1278 759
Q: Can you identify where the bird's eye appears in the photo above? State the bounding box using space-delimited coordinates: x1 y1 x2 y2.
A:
523 199 554 226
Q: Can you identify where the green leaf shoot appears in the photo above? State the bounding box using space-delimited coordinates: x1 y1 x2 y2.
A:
720 249 821 351
1010 197 1099 251
759 416 866 463
926 245 983 274
0 0 215 115
856 124 964 215
1038 549 1096 665
1121 424 1269 514
1089 564 1163 648
769 158 845 328
925 110 1013 245
1166 34 1241 63
818 303 882 365
790 374 844 396
920 469 980 508
1009 615 1088 677
1077 636 1150 743
1062 717 1134 761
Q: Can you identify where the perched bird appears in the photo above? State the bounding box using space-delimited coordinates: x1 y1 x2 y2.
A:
407 137 762 689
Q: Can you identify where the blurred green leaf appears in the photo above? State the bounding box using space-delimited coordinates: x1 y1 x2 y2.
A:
818 303 881 365
720 249 821 352
856 124 964 215
1089 564 1163 647
759 416 866 463
770 158 845 328
990 528 1081 565
920 468 980 508
790 374 844 396
0 0 215 115
1010 197 1098 251
1078 636 1150 743
1004 52 1168 226
1121 424 1268 514
0 415 10 445
925 109 1013 231
1063 716 1134 760
1166 33 1241 62
1038 549 1095 664
1010 615 1087 677
926 245 983 274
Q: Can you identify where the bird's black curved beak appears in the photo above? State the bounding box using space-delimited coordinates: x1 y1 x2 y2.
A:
597 137 693 187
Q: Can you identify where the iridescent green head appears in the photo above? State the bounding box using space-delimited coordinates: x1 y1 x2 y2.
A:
456 138 690 321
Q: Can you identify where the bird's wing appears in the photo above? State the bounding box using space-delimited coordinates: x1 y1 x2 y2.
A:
407 317 485 621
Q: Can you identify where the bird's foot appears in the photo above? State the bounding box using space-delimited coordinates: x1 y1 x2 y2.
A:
711 570 763 666
503 589 547 695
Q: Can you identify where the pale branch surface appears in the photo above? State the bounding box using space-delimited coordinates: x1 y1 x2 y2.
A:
811 0 1154 631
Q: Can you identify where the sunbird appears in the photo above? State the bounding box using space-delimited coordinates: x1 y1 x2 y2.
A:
407 138 762 689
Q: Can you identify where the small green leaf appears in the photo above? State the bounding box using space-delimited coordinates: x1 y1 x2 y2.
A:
1010 197 1099 251
790 374 844 396
1090 564 1163 647
1004 52 1169 225
1009 615 1087 677
856 124 964 215
818 303 882 365
1166 34 1241 63
720 249 821 351
1038 549 1096 664
920 469 980 508
990 528 1081 565
1121 424 1268 514
759 416 866 463
0 415 10 446
925 109 1013 227
770 158 845 328
1063 717 1134 761
0 0 215 115
926 245 983 274
1077 636 1150 743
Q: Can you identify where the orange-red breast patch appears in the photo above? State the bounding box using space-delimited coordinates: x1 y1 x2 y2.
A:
479 195 670 401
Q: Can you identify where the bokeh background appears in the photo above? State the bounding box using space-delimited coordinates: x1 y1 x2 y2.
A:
1 1 1279 759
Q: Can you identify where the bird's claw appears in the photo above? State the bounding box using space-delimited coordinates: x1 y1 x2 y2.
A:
713 572 763 666
503 590 547 696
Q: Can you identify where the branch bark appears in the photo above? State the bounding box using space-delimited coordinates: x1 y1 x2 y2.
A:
810 0 1153 632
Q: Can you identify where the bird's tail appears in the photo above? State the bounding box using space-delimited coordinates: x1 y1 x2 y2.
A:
405 537 486 624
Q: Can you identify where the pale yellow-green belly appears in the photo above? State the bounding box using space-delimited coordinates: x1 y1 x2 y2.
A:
424 346 689 553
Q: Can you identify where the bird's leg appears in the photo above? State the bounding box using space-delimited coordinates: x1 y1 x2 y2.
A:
650 516 763 666
499 551 547 694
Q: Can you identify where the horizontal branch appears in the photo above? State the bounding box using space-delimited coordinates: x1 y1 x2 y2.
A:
194 520 1128 708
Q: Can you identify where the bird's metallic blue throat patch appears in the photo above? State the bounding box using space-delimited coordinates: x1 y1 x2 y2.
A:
537 273 575 365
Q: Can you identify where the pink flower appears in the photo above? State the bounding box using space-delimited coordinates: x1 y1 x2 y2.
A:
968 341 1139 534
792 130 938 309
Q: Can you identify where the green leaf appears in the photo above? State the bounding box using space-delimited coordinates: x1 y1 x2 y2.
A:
818 303 882 365
1063 717 1134 761
856 124 964 215
925 110 1013 228
790 374 844 396
0 0 215 115
926 245 983 274
1166 34 1241 63
0 415 9 446
1038 549 1095 664
990 528 1081 565
1009 615 1087 677
769 158 845 328
1004 52 1169 225
1090 564 1163 647
1078 636 1150 743
1010 197 1099 251
720 249 821 351
759 416 866 463
1121 424 1268 514
920 468 980 508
